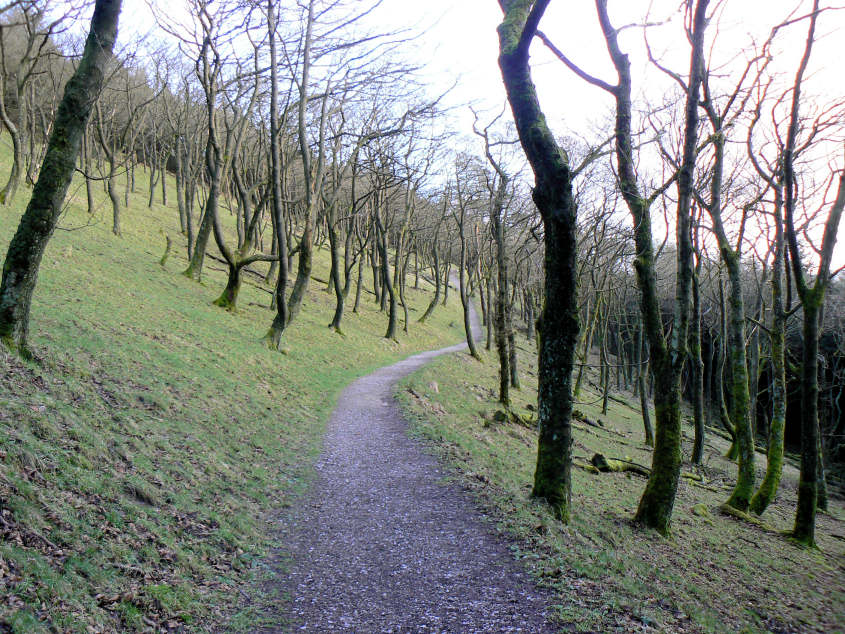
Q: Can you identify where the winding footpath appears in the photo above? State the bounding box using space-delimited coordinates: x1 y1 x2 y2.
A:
265 301 556 632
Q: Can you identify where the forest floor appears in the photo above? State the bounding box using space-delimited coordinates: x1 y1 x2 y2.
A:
0 143 467 631
398 335 845 633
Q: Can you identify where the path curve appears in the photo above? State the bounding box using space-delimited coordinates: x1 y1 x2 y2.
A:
264 299 556 632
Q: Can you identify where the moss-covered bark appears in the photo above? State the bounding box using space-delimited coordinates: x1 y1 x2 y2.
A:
690 253 705 464
723 253 754 511
750 192 786 516
213 265 242 312
638 327 654 448
792 298 821 545
782 1 843 546
490 170 511 403
592 0 709 535
0 0 122 353
497 0 579 522
263 0 290 349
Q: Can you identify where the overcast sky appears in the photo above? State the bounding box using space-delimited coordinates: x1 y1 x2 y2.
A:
110 0 844 266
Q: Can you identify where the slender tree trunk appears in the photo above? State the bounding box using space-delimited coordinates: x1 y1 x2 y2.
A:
400 249 411 333
458 251 478 358
327 206 345 332
574 292 601 398
751 201 786 514
419 221 443 322
352 252 364 314
370 239 380 304
638 326 654 447
593 0 709 534
507 299 519 387
160 158 167 206
263 0 290 348
174 139 187 234
0 99 23 205
182 180 215 281
485 277 493 351
108 165 121 236
83 131 96 215
690 258 705 464
376 215 397 340
0 0 122 352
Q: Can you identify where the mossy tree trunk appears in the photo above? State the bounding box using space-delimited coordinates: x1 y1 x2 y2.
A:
0 0 122 353
690 245 705 464
781 0 844 546
722 250 754 510
638 326 654 447
699 73 755 509
750 190 786 515
492 179 511 404
497 0 580 522
453 168 480 359
374 205 397 341
419 210 445 323
286 1 327 327
263 0 290 348
583 0 709 534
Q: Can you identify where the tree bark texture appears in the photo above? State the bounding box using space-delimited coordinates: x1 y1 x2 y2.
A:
0 0 122 352
497 0 579 522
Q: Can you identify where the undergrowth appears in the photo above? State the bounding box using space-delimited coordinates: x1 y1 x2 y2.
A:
399 336 844 633
0 141 464 631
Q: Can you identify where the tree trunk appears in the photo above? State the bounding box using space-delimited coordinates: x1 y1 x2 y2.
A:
638 327 654 447
352 253 364 314
458 247 478 358
263 0 290 349
213 262 242 312
750 206 786 514
724 254 755 511
0 0 122 353
174 139 187 234
327 205 345 333
108 166 121 236
183 173 215 280
0 95 24 205
376 214 397 340
592 0 709 534
690 257 705 464
792 298 821 544
497 2 580 521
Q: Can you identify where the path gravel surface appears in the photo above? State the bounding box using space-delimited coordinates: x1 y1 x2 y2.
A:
263 302 557 633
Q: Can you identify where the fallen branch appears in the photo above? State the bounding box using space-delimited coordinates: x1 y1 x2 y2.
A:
718 503 778 533
590 453 650 477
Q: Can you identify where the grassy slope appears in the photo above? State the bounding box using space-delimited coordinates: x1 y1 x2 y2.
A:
0 144 465 631
399 335 844 633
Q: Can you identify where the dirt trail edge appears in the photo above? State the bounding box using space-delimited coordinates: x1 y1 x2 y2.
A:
260 301 557 633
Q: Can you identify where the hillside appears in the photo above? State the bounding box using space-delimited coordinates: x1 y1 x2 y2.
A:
399 337 845 633
0 145 465 632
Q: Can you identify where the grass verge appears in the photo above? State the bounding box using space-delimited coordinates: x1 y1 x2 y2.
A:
398 336 844 633
0 145 465 631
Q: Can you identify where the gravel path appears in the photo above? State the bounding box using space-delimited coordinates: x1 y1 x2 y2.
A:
264 301 557 633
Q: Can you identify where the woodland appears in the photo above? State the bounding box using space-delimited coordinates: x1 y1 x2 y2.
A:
0 0 842 631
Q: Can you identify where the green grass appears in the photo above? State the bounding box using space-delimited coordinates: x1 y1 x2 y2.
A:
399 336 845 633
0 141 465 631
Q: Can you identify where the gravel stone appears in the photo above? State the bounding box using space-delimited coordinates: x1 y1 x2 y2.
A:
259 304 556 632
